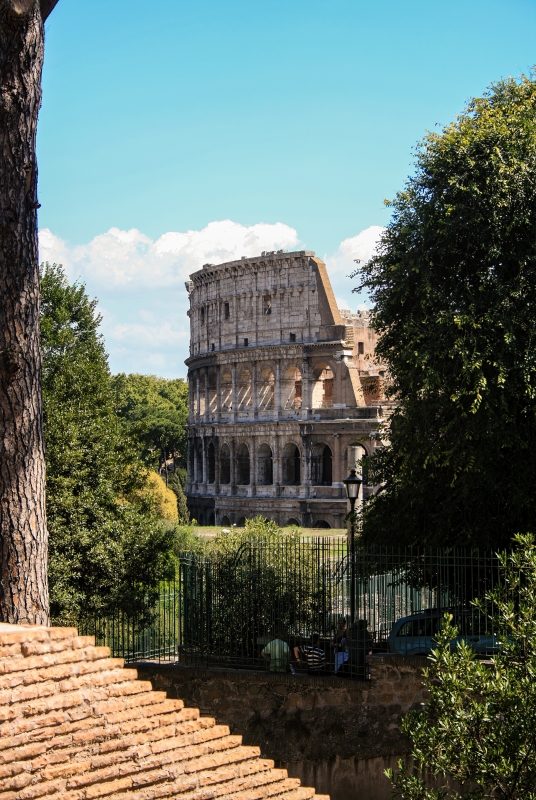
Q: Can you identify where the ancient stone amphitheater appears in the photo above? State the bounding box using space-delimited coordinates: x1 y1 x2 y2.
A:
0 624 328 800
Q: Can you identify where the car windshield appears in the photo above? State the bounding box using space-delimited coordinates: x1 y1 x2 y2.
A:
397 618 440 637
396 612 491 638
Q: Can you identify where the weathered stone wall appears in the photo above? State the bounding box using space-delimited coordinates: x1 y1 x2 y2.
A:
134 655 428 800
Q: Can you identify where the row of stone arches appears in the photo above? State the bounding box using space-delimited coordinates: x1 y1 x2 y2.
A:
195 441 334 486
195 362 336 414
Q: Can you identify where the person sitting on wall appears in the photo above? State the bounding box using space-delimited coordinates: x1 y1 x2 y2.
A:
261 637 290 673
332 618 348 673
294 634 327 674
339 619 373 678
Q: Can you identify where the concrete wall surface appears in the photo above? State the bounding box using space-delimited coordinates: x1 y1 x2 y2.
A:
134 654 428 800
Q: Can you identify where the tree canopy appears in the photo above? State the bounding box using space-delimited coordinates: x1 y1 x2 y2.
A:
359 74 536 549
111 373 188 472
41 264 176 624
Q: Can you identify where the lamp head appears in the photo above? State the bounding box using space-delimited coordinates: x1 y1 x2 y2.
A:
343 468 362 500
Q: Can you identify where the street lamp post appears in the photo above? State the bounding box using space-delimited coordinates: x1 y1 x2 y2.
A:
342 468 362 624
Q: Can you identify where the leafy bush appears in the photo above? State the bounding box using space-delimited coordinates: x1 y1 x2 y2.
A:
389 534 536 799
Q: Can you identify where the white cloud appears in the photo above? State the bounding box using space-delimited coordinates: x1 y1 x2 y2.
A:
38 221 383 378
325 225 385 276
39 220 299 289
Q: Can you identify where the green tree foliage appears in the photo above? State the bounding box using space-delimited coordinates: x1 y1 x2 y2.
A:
359 75 536 548
167 472 190 524
389 535 536 799
111 372 188 473
177 519 331 662
41 264 175 624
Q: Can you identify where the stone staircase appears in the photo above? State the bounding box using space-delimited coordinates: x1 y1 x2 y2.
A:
0 625 329 800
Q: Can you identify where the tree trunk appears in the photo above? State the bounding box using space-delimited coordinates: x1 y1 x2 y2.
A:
0 1 48 624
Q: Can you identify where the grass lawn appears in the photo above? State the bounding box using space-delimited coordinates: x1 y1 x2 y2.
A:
192 525 347 537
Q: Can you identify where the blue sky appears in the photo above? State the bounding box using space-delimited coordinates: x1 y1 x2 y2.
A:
38 0 536 377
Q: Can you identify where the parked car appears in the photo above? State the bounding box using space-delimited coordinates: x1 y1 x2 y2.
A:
387 608 499 656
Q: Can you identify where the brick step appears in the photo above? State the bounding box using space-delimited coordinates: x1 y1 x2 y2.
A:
4 756 277 800
65 737 252 792
0 707 209 774
176 770 299 800
0 625 329 800
8 745 266 800
0 696 191 749
0 643 108 678
0 627 82 658
103 768 297 800
0 664 149 706
225 777 306 800
0 721 232 781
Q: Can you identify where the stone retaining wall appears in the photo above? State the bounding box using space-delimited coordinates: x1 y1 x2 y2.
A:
133 655 428 800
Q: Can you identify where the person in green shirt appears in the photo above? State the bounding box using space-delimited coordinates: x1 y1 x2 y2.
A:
261 638 290 672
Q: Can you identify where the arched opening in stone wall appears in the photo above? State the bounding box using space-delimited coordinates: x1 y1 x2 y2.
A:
195 439 204 483
346 443 368 483
282 443 301 485
311 443 333 486
238 369 252 410
221 370 232 411
198 373 206 415
207 512 215 525
287 518 300 526
258 367 275 410
315 520 331 529
283 365 302 409
236 517 246 527
207 442 215 484
221 515 230 526
220 444 231 484
236 443 250 485
311 364 334 409
208 371 217 413
257 443 273 485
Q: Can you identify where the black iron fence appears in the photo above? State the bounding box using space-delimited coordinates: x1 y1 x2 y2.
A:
81 537 501 680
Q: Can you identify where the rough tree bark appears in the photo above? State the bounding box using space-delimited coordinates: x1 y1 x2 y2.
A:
0 0 58 624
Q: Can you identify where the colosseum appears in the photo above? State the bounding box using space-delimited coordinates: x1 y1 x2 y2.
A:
184 249 388 529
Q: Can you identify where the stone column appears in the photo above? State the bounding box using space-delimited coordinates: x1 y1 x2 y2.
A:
232 362 238 421
188 372 194 423
230 438 236 494
195 371 201 419
186 436 193 490
275 359 281 418
192 436 198 485
334 362 343 407
273 433 281 497
301 358 312 413
216 364 222 420
214 436 220 494
332 433 342 490
251 361 258 419
250 435 257 497
302 434 312 495
201 434 207 489
253 291 259 346
204 367 209 422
